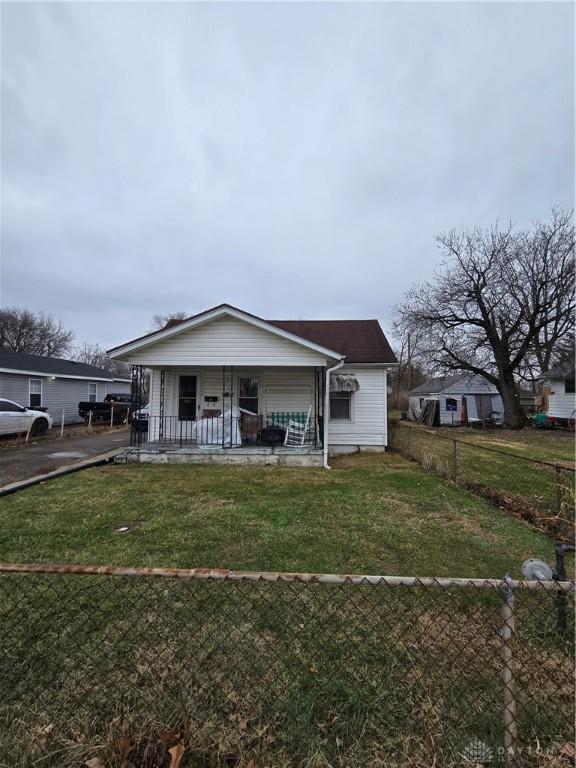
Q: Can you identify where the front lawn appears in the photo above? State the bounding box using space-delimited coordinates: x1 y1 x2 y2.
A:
0 453 554 577
1 455 572 767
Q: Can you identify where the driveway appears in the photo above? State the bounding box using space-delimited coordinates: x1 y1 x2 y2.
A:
0 430 131 486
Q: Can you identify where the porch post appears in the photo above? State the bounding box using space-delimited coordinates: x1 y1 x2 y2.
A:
159 369 165 441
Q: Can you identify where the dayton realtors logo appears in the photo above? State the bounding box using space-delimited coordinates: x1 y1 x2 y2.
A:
460 739 494 764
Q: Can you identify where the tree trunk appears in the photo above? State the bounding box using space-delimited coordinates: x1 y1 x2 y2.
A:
498 373 525 429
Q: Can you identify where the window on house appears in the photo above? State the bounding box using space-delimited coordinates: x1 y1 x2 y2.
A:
29 379 42 408
566 378 575 394
445 397 458 412
330 391 352 420
88 383 98 403
178 375 197 420
239 377 259 414
419 398 425 409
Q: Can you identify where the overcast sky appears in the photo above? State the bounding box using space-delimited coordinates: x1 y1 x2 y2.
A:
1 1 574 351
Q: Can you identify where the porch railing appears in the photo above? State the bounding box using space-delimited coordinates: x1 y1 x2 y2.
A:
132 412 323 449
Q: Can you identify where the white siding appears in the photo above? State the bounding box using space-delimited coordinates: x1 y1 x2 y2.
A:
146 364 388 448
124 315 331 367
328 366 388 447
151 367 316 420
546 378 576 419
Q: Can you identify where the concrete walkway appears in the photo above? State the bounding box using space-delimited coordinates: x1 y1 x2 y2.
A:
0 430 130 488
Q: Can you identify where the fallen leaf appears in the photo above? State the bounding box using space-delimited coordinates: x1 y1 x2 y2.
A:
309 666 318 673
558 742 576 757
114 734 133 767
159 728 181 749
85 759 106 768
243 760 256 768
168 742 186 768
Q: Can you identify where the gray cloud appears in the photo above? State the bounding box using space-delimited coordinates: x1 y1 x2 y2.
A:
1 1 573 349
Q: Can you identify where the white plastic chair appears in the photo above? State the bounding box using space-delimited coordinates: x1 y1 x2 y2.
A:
284 406 312 447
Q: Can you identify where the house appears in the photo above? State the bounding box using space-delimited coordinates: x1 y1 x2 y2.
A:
107 303 397 467
0 349 131 424
408 374 504 426
539 360 575 427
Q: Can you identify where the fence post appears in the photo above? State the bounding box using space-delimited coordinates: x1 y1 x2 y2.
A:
555 465 562 517
60 409 65 438
452 439 458 481
408 426 412 457
500 575 518 764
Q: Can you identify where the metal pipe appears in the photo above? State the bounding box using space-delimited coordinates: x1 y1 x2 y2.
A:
500 575 518 764
323 359 345 469
0 562 573 591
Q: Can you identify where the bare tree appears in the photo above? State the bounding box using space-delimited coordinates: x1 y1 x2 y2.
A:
74 342 132 379
150 311 188 331
396 209 575 428
0 307 74 357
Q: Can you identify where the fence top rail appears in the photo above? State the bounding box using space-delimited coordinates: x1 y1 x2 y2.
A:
391 421 575 472
0 562 573 592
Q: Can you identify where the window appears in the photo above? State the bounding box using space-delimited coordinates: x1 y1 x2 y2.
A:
178 375 197 420
330 391 352 420
239 377 259 414
0 400 23 412
419 398 425 409
445 397 458 412
565 378 575 394
88 383 98 403
29 379 42 408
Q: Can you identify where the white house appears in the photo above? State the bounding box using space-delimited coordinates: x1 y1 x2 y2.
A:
539 360 575 426
108 304 397 467
408 374 504 427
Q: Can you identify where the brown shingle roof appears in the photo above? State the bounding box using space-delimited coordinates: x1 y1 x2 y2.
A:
268 319 396 364
108 304 397 364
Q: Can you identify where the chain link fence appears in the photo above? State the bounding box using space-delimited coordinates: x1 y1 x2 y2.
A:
388 422 575 538
0 563 573 767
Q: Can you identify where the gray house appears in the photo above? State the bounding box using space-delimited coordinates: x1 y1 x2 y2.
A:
0 350 131 425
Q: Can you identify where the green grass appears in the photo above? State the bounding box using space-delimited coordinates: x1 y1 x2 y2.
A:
0 453 555 577
390 423 575 538
0 455 573 767
406 422 575 465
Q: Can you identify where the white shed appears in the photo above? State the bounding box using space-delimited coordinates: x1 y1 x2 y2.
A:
539 361 575 425
408 374 504 427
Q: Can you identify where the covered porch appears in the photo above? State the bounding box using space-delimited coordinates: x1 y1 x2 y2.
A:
129 364 354 461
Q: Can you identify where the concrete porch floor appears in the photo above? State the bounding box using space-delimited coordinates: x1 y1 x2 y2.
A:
118 443 324 466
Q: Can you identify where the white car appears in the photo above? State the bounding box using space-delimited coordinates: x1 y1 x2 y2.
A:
0 399 53 437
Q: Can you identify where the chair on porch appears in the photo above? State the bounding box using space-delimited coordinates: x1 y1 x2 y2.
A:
284 406 312 447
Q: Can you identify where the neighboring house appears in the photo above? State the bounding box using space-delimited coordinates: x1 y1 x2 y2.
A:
539 360 575 426
108 303 397 466
0 350 131 425
408 374 504 426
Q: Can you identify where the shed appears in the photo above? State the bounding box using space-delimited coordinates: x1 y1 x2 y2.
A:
0 350 131 424
408 374 504 426
539 360 575 425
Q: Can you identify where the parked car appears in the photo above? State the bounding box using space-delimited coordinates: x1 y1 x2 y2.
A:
132 404 149 433
0 399 53 436
78 393 134 424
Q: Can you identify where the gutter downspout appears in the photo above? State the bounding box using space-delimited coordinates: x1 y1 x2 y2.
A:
323 359 345 469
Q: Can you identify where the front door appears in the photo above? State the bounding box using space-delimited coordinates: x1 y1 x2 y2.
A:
178 376 197 420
